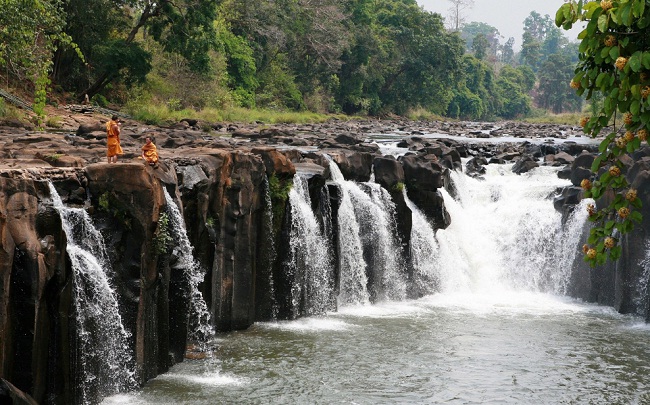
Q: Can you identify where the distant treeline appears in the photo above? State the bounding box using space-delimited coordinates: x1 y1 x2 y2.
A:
0 0 582 120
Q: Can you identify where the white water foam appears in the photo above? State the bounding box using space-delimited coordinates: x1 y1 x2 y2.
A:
286 175 334 317
260 317 352 332
48 183 136 403
163 188 213 342
434 164 586 294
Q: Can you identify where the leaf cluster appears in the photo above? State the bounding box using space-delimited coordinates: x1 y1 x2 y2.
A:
556 0 648 266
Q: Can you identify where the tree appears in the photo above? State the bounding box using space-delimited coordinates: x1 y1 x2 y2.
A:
501 37 515 64
0 0 81 118
521 11 568 71
472 33 489 60
496 65 533 118
75 0 220 102
446 0 474 31
461 21 501 57
537 53 582 113
448 54 500 120
556 1 647 266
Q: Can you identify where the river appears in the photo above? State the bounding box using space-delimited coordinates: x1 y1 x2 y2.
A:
104 160 650 404
104 293 650 404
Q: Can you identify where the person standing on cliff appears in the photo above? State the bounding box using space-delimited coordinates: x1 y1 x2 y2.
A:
141 136 159 167
106 115 123 163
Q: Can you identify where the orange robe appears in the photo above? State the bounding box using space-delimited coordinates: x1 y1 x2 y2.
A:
141 142 159 164
106 120 123 157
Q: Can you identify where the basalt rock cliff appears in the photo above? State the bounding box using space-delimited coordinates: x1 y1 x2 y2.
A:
0 111 648 403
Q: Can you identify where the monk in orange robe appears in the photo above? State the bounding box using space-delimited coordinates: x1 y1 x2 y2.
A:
141 136 159 166
106 115 123 163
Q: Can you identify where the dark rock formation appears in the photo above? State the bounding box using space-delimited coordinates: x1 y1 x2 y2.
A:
0 113 633 404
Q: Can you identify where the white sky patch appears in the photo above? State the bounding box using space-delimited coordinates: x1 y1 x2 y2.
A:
416 0 585 51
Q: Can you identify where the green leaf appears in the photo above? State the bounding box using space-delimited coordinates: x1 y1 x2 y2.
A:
643 52 650 69
598 14 609 32
629 52 643 71
592 155 604 171
631 211 643 222
609 46 620 60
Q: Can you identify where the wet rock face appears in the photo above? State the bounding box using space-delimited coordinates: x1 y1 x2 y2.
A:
0 117 623 404
553 146 650 318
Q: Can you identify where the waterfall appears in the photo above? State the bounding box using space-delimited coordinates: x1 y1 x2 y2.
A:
162 188 213 342
286 175 335 316
636 240 650 318
262 177 279 319
328 161 406 304
403 189 440 296
433 164 589 294
48 183 135 404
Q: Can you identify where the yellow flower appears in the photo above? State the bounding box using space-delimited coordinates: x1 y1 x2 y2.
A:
615 137 627 148
616 57 628 71
624 112 634 125
604 237 616 249
587 203 597 216
625 131 635 142
618 207 631 219
609 166 621 177
604 35 618 47
581 178 592 190
642 86 650 99
626 189 638 201
638 128 648 141
580 116 590 127
570 80 581 89
587 248 598 259
601 0 613 11
582 244 590 254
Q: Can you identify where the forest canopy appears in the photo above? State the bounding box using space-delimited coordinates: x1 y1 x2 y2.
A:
0 0 581 120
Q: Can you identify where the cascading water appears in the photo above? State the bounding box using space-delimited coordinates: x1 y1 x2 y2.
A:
261 177 279 319
434 163 590 294
636 240 650 318
328 161 406 304
286 175 335 316
48 183 135 404
162 188 213 342
403 188 440 296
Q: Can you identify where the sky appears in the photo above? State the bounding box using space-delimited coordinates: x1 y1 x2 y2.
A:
416 0 584 50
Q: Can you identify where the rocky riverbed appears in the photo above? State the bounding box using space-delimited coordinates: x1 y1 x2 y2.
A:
4 106 650 405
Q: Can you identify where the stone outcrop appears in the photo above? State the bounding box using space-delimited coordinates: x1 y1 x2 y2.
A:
0 112 640 404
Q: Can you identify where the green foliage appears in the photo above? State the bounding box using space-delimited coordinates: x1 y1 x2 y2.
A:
521 11 568 72
98 192 111 212
472 34 489 60
461 22 500 56
153 212 173 255
449 55 500 120
97 191 132 229
557 0 648 266
268 173 293 202
0 0 83 121
392 182 405 193
267 173 293 237
537 52 583 113
256 54 305 111
496 65 533 119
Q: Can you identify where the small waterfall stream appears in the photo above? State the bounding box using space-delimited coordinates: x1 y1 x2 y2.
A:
286 175 335 316
48 183 135 404
434 164 589 294
162 188 213 342
328 161 407 304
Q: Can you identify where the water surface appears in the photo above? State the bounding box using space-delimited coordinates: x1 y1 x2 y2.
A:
104 293 650 405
